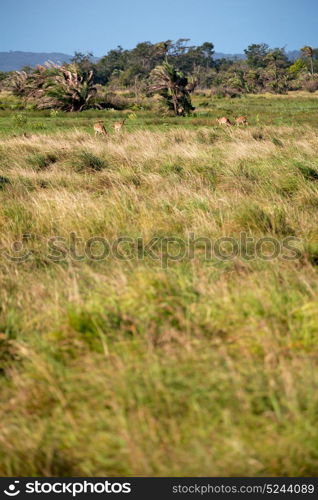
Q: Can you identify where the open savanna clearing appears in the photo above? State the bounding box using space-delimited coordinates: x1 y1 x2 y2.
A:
1 94 318 476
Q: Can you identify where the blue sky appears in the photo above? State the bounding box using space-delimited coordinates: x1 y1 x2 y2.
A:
2 0 318 56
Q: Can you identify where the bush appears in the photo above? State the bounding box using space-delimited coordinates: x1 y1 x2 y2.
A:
76 151 108 172
211 87 242 98
271 137 284 147
296 162 318 181
26 153 58 170
96 92 131 110
0 176 11 190
12 113 28 127
0 93 24 110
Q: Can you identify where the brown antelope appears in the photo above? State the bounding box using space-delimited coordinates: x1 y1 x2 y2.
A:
216 117 233 126
113 118 126 133
93 121 108 137
235 116 248 126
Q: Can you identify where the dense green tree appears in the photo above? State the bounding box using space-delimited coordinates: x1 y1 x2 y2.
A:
263 48 289 93
244 43 269 68
95 46 129 84
288 58 307 77
167 40 214 74
92 39 214 87
215 58 235 72
129 42 165 72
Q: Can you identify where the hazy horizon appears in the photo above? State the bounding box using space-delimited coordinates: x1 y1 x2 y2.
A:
2 0 318 57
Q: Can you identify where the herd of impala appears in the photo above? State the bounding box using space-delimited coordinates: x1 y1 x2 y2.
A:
93 118 126 136
93 115 248 137
216 115 248 126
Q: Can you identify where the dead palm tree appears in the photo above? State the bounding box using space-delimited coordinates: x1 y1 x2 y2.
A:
9 71 30 97
44 65 97 111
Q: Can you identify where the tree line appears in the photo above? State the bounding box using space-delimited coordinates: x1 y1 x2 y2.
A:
1 40 318 116
70 40 318 94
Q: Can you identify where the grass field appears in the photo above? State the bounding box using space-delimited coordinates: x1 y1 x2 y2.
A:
1 92 318 476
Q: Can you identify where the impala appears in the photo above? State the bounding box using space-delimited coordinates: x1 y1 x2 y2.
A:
93 121 108 137
216 117 233 126
235 116 248 125
113 118 126 133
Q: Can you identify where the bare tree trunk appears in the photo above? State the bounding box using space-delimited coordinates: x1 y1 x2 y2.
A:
172 91 178 116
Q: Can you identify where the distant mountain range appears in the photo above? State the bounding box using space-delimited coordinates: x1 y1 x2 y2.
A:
0 51 73 72
0 50 301 72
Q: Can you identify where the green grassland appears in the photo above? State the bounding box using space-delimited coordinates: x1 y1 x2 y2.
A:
1 92 318 476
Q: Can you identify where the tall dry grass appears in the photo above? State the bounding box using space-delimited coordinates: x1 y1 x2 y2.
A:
1 118 318 476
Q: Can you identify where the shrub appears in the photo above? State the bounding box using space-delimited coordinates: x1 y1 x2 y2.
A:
236 205 293 235
212 87 242 98
76 151 108 172
271 137 284 147
0 176 11 190
12 113 28 127
95 92 130 110
296 163 318 181
252 131 265 141
26 153 58 170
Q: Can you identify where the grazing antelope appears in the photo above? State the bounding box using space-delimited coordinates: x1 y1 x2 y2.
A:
113 118 126 133
216 117 233 126
235 116 248 126
93 121 108 137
